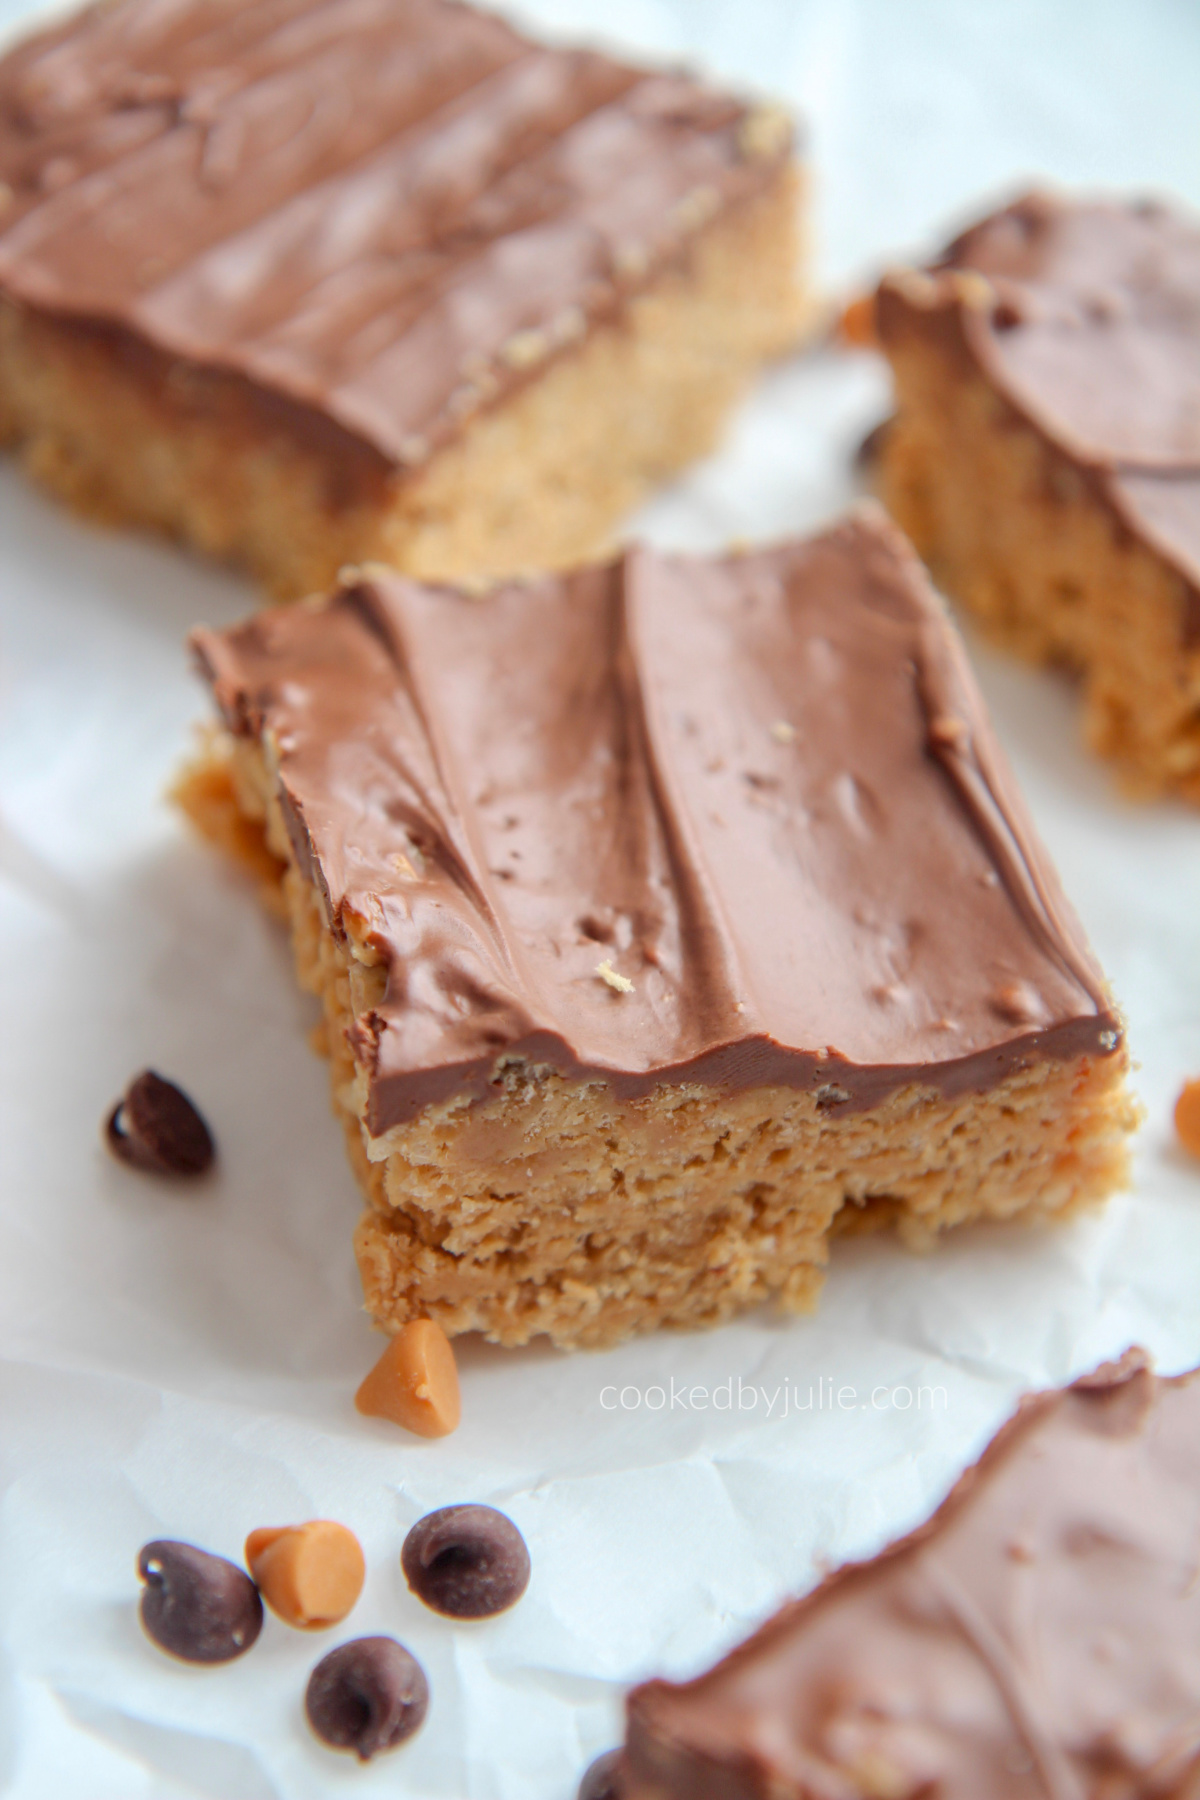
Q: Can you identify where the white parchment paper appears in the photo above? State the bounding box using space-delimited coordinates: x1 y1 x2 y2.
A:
1 1 1199 1794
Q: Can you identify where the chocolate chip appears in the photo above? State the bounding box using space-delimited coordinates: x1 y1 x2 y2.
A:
137 1540 262 1663
106 1071 214 1176
305 1637 429 1760
854 416 892 471
579 1748 625 1800
401 1504 530 1618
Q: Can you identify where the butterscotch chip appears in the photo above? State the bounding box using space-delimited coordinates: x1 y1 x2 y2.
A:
355 1320 461 1439
1175 1079 1200 1158
838 292 878 348
244 1521 365 1631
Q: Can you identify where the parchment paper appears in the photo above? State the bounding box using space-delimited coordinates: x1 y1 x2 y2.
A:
1 1 1199 1793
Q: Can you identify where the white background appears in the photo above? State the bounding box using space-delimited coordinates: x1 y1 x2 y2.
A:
2 1 1200 1794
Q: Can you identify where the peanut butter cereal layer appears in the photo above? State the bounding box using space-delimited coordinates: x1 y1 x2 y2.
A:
0 0 805 596
179 511 1136 1349
877 190 1200 801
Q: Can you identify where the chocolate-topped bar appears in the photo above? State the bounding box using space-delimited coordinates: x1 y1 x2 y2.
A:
0 0 804 597
876 190 1200 801
624 1351 1200 1800
179 510 1136 1348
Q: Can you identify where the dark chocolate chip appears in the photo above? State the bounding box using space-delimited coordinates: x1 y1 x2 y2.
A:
106 1071 214 1176
401 1504 530 1619
137 1540 262 1663
579 1748 625 1800
305 1637 429 1760
1010 193 1055 235
853 416 892 471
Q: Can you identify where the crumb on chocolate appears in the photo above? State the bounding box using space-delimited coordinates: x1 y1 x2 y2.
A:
738 104 791 163
673 184 722 234
501 329 550 370
396 434 430 466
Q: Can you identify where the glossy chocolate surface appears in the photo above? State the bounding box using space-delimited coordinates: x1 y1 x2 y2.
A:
878 191 1200 630
0 0 792 471
193 513 1119 1134
625 1352 1200 1800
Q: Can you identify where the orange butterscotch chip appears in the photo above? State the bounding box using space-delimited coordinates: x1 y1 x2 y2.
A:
244 1521 365 1630
1175 1079 1200 1158
838 292 878 349
355 1318 461 1439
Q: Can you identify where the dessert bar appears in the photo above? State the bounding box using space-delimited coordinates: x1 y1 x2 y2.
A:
624 1351 1200 1800
180 511 1136 1349
0 0 804 598
876 190 1200 800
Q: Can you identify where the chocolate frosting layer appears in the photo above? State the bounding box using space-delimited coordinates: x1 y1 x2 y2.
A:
192 512 1119 1135
942 194 1200 469
879 191 1200 623
625 1352 1200 1800
0 0 793 470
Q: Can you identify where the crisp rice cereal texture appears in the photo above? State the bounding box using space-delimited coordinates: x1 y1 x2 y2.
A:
879 309 1200 802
